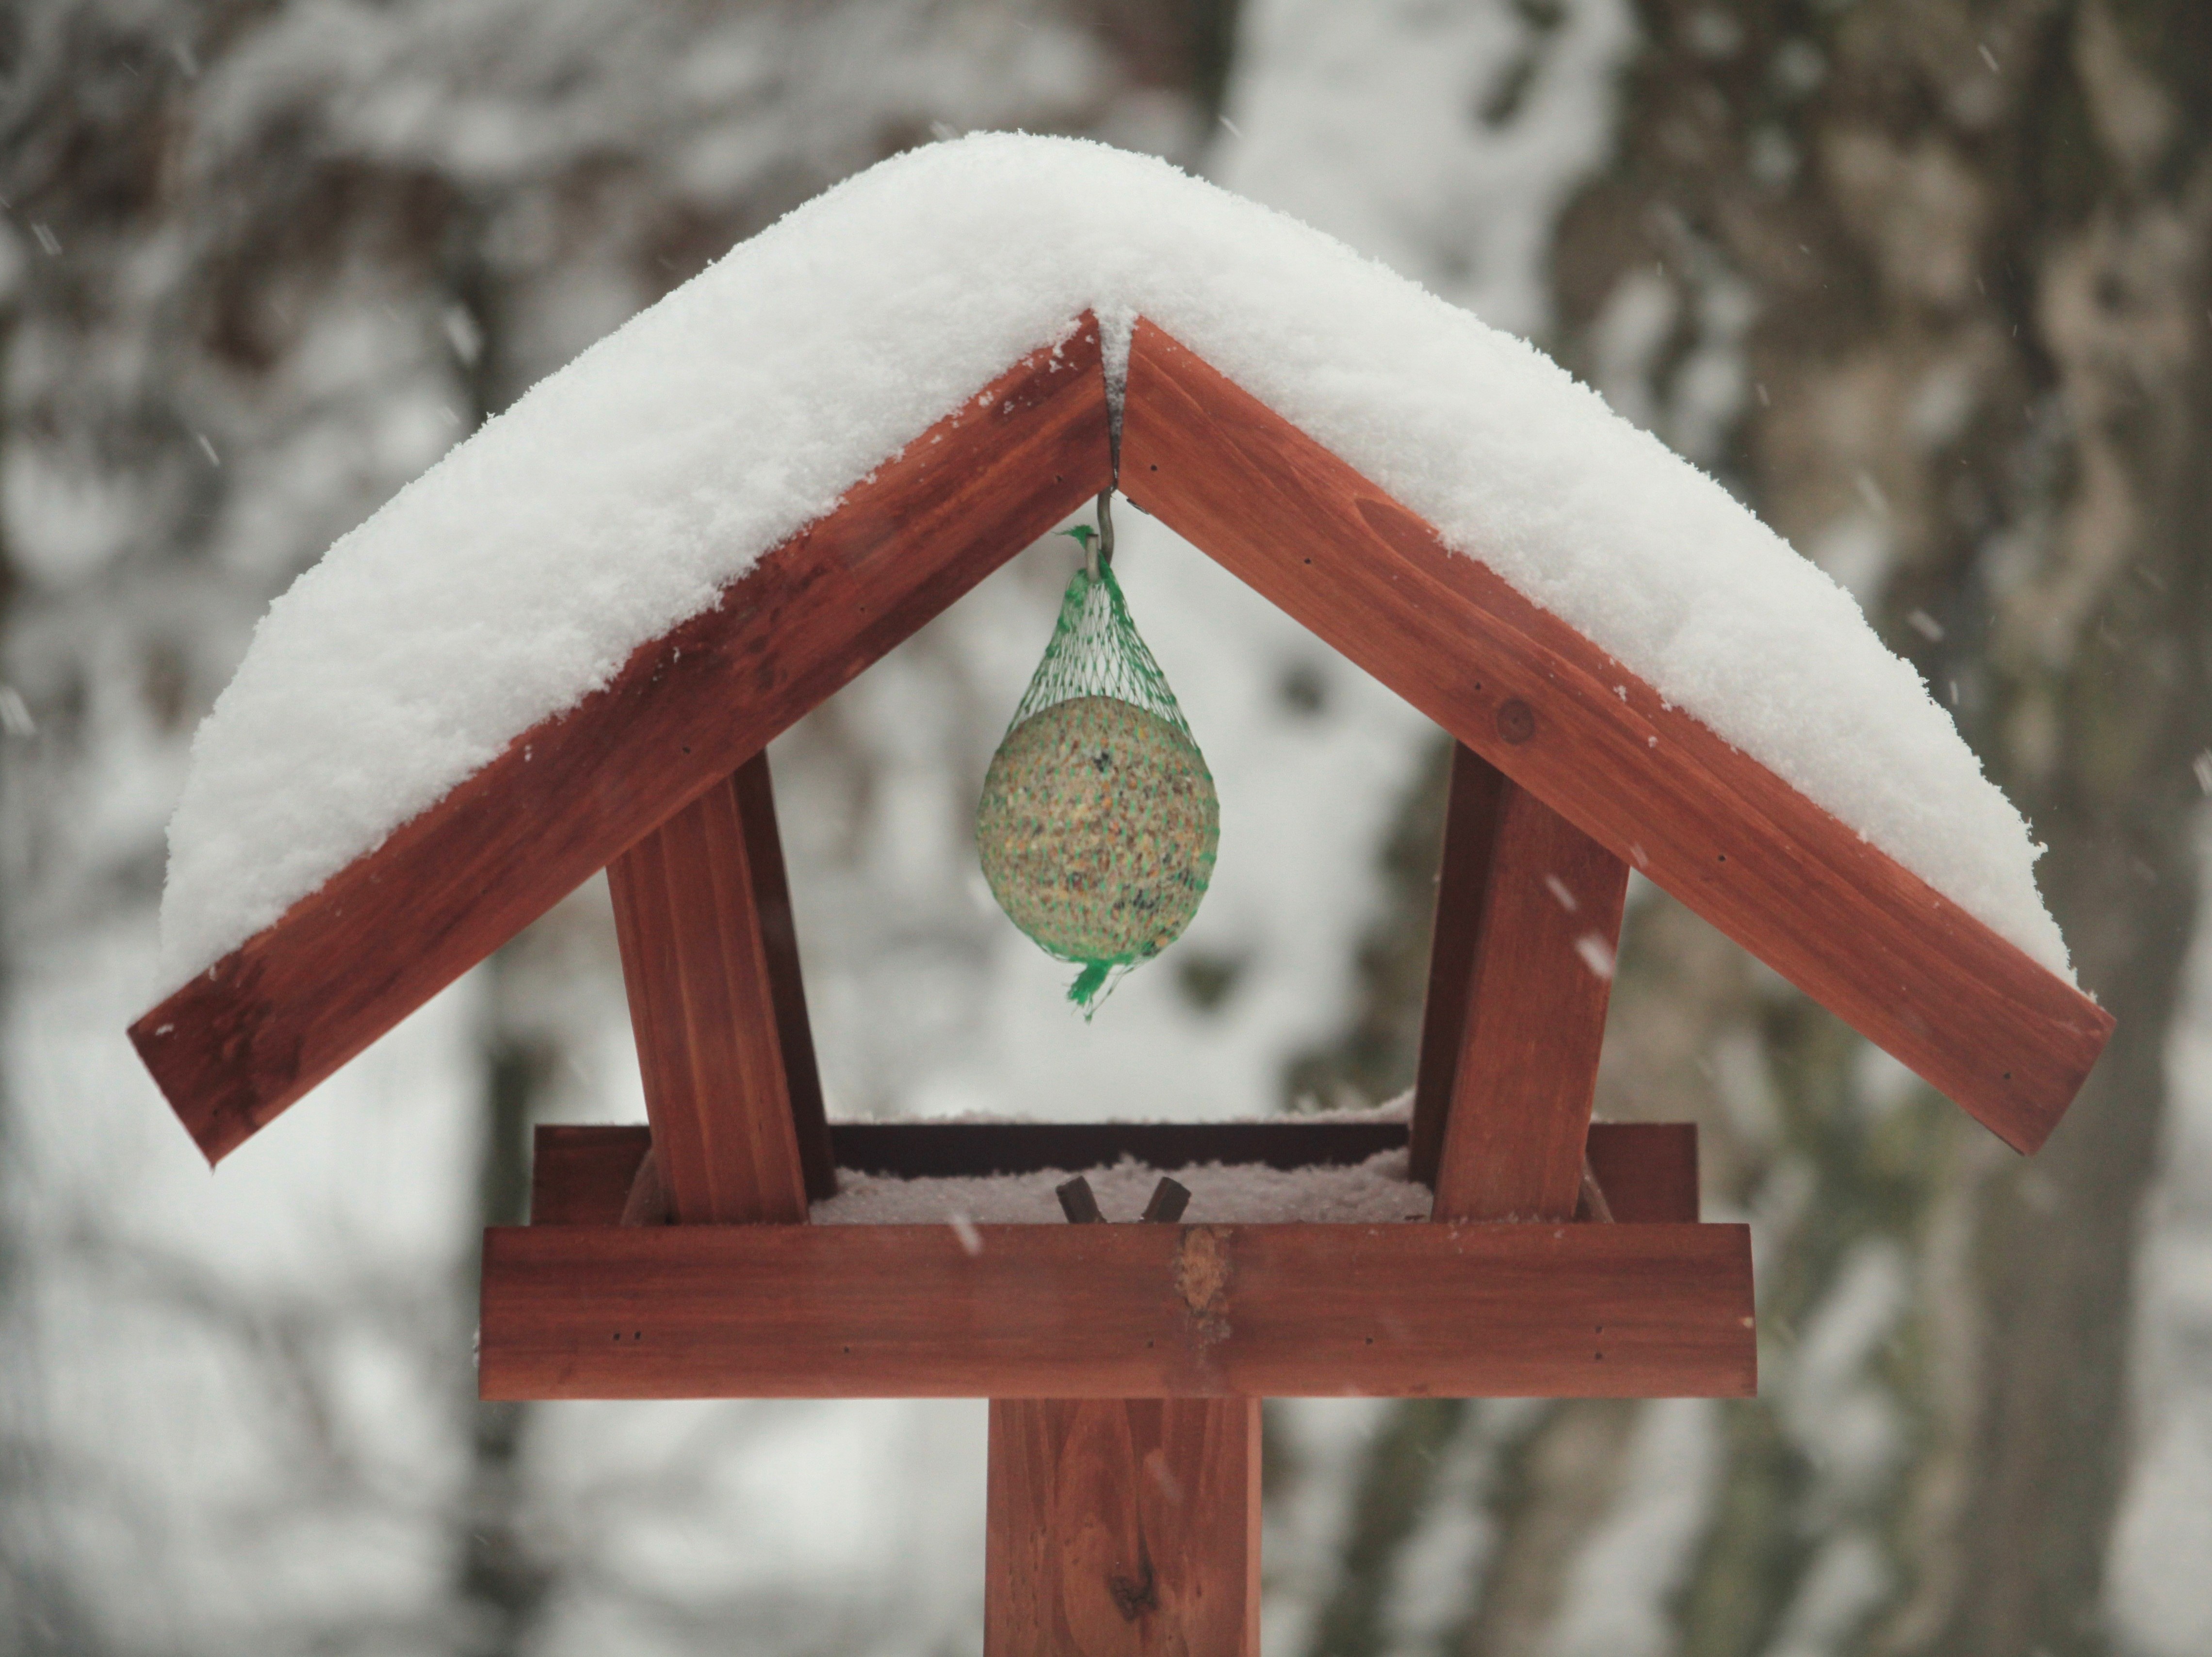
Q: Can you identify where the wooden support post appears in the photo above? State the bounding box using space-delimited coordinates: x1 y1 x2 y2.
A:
1412 744 1630 1222
986 1397 1260 1657
728 752 837 1202
1409 743 1509 1187
607 757 828 1225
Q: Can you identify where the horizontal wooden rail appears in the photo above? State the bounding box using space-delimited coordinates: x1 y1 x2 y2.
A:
479 1218 1754 1400
527 1120 1701 1225
1118 319 2110 1153
132 320 1113 1163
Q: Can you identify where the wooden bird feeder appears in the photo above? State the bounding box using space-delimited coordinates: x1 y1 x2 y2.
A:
129 313 2112 1653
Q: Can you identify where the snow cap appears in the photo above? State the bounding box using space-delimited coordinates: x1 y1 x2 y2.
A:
157 133 2070 988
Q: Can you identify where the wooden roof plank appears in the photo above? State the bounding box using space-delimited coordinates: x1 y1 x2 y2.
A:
131 318 1113 1164
1118 318 2110 1153
478 1218 1756 1399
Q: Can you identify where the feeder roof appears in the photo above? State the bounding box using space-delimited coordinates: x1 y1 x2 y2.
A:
159 132 2064 991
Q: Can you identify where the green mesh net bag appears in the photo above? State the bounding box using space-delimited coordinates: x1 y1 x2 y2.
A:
977 519 1218 1013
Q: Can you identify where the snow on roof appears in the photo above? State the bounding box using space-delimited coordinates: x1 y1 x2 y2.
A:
156 132 2070 990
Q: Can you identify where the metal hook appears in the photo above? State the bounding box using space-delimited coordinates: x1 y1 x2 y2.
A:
1096 489 1114 571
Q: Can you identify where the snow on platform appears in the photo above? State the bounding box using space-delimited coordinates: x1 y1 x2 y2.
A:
813 1148 1431 1227
156 133 2069 989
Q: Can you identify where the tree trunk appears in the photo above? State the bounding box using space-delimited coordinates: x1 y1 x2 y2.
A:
1557 4 2212 1652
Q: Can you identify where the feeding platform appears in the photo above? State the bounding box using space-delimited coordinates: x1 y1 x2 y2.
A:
127 137 2109 1653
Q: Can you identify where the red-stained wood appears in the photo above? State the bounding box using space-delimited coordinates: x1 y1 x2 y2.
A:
531 1126 652 1225
524 1120 1703 1226
986 1397 1260 1657
1118 318 2111 1154
609 766 811 1224
1428 778 1630 1222
729 752 837 1202
619 1147 668 1228
1582 1122 1698 1224
132 319 1113 1164
1576 1160 1615 1224
477 1218 1755 1399
1409 744 1509 1186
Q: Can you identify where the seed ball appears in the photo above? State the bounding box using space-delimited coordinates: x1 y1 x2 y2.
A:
976 695 1219 965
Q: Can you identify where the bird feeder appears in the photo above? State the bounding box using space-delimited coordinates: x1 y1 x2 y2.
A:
128 167 2110 1655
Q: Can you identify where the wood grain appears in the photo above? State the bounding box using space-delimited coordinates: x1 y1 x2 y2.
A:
478 1218 1755 1399
1409 743 1509 1187
526 1120 1703 1225
730 753 837 1202
1428 775 1630 1221
608 767 811 1225
1582 1122 1698 1224
986 1397 1260 1657
132 319 1112 1164
1119 319 2111 1154
532 1126 653 1225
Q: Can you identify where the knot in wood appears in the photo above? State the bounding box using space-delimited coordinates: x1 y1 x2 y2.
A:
1496 699 1535 745
1174 1226 1230 1316
1108 1561 1158 1621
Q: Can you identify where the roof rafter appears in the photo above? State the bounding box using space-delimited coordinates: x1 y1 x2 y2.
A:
1118 318 2110 1153
133 317 1113 1162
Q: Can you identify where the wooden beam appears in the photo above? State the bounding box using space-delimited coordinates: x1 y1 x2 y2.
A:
532 1126 652 1225
986 1398 1260 1657
1409 743 1509 1186
1426 774 1630 1221
1576 1160 1615 1224
527 1120 1703 1225
1582 1122 1697 1224
729 752 837 1202
608 768 810 1225
1118 318 2110 1154
478 1218 1755 1399
132 318 1112 1164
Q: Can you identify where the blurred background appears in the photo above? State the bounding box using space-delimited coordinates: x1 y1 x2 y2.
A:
4 1 2211 1653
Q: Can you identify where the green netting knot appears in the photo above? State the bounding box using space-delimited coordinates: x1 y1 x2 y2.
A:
976 541 1218 1015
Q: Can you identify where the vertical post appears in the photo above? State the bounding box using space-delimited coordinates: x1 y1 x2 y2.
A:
1410 743 1630 1222
606 752 832 1224
985 1397 1261 1657
728 753 837 1202
1408 744 1509 1186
